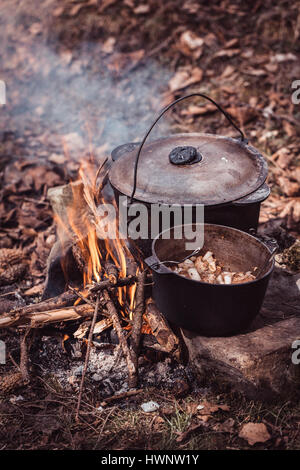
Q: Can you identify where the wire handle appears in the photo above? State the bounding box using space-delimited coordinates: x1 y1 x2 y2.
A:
130 93 246 202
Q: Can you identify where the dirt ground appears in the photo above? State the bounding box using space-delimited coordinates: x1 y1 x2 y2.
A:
0 0 300 450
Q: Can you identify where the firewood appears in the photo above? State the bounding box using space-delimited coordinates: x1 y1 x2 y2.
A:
105 261 119 284
10 290 79 317
89 275 138 293
145 301 182 362
100 388 144 406
130 270 146 387
0 304 94 328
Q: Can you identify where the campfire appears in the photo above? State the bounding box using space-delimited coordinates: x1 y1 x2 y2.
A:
0 153 181 415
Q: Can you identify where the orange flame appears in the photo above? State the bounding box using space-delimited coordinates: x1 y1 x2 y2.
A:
55 145 146 330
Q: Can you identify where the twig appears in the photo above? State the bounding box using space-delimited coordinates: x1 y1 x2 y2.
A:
89 275 138 293
100 389 144 406
93 406 116 450
103 289 137 389
20 328 31 383
76 295 101 420
130 270 147 387
68 285 96 308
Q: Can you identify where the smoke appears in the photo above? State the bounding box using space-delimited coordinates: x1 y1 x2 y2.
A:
0 1 173 159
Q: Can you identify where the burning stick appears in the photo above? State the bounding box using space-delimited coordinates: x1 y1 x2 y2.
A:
146 301 182 362
102 289 137 389
130 270 147 387
76 295 101 420
0 304 95 329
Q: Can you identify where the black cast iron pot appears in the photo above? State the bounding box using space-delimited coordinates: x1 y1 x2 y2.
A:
109 94 269 256
145 223 275 337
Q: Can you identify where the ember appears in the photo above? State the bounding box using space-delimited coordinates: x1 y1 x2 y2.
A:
171 250 257 284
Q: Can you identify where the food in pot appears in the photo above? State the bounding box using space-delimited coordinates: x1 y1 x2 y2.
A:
170 251 257 284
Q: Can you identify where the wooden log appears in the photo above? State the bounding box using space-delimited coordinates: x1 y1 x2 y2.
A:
130 271 146 387
11 291 78 317
145 301 182 362
181 316 300 401
0 304 94 329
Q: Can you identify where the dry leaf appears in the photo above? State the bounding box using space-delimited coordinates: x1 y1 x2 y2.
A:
178 31 204 58
226 106 257 125
102 37 116 54
181 104 217 116
243 68 267 77
99 0 117 12
273 148 293 169
168 67 203 92
134 4 150 14
214 48 240 58
176 423 203 443
221 65 235 78
24 283 44 296
213 418 235 433
278 176 299 197
197 401 230 415
239 422 271 446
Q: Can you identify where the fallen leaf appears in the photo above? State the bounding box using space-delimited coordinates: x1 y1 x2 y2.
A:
278 176 299 197
243 68 268 77
239 422 271 446
24 283 44 296
214 48 240 58
178 31 204 58
272 53 297 63
99 0 117 12
221 65 235 78
168 67 203 92
197 401 230 416
101 37 116 54
181 103 217 116
272 148 293 169
134 4 150 14
226 106 257 125
213 418 235 433
176 423 203 443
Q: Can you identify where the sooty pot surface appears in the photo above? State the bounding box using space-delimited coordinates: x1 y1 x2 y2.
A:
148 224 274 336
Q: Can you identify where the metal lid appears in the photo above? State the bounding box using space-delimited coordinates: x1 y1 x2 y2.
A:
109 132 268 206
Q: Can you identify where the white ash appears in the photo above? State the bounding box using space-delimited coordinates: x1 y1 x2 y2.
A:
141 401 160 412
36 337 196 397
171 251 257 284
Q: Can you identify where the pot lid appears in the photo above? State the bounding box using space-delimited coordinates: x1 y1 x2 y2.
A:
109 133 268 206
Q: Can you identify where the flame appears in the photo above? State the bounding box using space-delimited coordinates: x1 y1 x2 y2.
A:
55 144 147 331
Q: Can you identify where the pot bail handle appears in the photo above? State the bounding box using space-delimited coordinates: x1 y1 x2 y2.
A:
130 93 246 202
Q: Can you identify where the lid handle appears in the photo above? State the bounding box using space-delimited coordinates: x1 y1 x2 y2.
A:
130 93 246 202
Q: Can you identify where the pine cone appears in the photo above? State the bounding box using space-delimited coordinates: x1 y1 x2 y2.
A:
0 248 27 286
0 372 23 395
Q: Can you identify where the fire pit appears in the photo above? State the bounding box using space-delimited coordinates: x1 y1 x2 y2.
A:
146 224 275 336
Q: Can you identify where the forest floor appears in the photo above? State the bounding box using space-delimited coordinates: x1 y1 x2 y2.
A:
0 0 300 450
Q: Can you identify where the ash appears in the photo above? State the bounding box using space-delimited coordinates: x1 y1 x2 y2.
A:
35 337 195 398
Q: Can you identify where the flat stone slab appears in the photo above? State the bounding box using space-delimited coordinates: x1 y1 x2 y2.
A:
182 268 300 401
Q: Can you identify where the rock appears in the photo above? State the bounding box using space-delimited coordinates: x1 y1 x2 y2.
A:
92 373 102 382
73 366 83 377
181 266 300 401
141 401 160 412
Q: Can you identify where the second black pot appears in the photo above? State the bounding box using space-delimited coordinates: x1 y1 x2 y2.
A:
145 223 275 337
